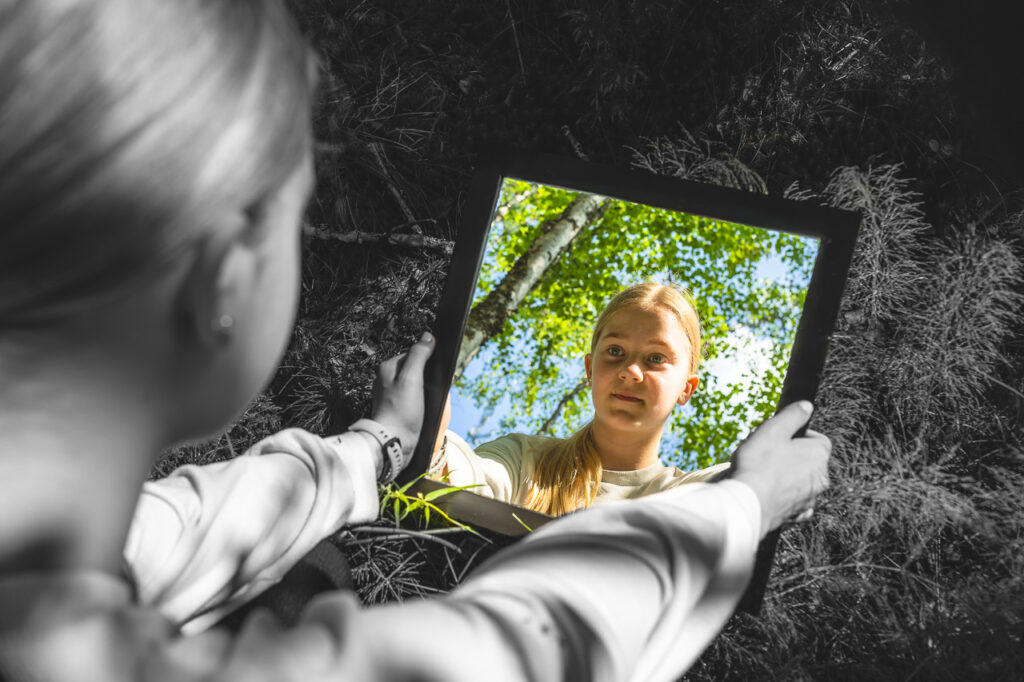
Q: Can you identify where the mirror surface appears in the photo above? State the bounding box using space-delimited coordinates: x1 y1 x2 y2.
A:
426 177 819 518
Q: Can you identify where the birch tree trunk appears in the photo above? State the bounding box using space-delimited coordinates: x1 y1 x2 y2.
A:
454 193 609 381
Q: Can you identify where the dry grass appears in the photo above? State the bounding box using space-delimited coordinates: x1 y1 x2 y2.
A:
150 1 1024 677
686 165 1024 680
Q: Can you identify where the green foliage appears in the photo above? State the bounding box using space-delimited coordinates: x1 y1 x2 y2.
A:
379 474 484 536
459 178 815 467
338 476 499 605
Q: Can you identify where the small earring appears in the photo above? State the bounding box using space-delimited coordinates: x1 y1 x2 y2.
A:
213 313 234 340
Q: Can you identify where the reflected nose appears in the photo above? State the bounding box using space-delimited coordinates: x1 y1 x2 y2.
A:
619 362 643 382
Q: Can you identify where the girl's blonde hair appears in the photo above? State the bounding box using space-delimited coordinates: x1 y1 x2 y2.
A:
525 282 702 516
0 0 316 326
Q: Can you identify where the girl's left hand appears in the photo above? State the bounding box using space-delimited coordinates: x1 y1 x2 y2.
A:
370 332 436 467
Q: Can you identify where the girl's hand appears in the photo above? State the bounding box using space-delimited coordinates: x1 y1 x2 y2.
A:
370 333 436 470
729 401 831 538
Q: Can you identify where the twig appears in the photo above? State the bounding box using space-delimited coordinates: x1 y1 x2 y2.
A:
368 142 417 223
984 373 1024 401
346 524 464 551
383 548 423 583
456 543 491 583
443 545 459 585
506 0 527 86
539 376 590 434
769 560 943 600
305 224 453 255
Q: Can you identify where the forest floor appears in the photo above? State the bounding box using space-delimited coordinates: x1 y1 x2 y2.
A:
157 1 1024 679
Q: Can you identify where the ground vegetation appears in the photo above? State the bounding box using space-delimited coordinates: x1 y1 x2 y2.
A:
157 1 1024 677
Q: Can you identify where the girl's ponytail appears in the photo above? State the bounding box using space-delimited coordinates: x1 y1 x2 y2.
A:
525 423 602 516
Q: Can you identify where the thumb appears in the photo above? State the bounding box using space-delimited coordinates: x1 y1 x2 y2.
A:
398 332 435 382
757 400 814 439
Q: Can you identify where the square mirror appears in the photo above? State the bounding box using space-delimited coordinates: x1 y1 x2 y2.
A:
401 150 859 608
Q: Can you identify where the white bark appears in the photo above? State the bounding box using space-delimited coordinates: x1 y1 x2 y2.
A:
455 193 609 381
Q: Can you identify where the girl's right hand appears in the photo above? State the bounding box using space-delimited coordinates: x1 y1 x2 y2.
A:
729 401 831 538
370 332 436 470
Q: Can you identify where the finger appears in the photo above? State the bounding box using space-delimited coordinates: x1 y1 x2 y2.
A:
378 354 403 382
803 429 833 453
756 400 814 439
397 332 435 383
380 354 402 370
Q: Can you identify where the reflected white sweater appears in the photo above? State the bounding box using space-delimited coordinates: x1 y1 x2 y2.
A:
435 431 732 508
0 427 761 682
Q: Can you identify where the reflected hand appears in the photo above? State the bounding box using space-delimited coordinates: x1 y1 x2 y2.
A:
370 332 436 472
729 401 831 538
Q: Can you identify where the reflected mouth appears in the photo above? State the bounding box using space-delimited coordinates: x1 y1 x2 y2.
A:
612 393 642 403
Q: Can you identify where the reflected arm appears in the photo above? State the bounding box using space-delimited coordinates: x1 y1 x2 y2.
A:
429 431 527 504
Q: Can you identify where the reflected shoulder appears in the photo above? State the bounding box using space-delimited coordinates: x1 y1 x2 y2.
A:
475 432 563 455
665 461 732 485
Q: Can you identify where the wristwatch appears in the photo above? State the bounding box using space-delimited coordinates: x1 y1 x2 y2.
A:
349 418 404 484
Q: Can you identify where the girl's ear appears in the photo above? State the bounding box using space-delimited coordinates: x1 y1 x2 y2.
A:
584 353 593 382
176 215 255 351
677 375 700 406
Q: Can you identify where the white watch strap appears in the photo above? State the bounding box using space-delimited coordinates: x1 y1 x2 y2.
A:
349 418 404 483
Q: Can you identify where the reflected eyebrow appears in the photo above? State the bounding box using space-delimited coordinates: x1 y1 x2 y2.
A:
599 332 628 345
601 333 677 352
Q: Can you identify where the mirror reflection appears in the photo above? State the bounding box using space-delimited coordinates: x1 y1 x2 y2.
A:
428 178 819 517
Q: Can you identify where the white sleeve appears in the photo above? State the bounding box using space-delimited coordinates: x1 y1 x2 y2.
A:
123 428 380 634
433 431 521 503
440 479 763 682
154 479 761 682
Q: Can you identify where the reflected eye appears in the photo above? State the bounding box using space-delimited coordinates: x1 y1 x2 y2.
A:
606 346 624 357
649 354 666 364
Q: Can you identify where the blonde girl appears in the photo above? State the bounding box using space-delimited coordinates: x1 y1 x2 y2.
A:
0 1 831 680
436 283 731 515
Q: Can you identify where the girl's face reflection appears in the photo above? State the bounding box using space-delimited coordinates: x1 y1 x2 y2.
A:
585 305 699 436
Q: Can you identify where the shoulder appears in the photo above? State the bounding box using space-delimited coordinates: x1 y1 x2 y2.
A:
474 433 559 454
475 433 563 466
476 433 562 454
664 461 732 485
442 430 476 459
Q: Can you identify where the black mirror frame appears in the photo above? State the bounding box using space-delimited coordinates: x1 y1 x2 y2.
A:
401 149 860 614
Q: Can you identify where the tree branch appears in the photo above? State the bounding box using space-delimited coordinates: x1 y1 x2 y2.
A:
539 376 590 435
304 224 454 255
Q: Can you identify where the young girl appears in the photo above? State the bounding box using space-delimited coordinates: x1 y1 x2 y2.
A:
434 283 731 515
0 1 831 680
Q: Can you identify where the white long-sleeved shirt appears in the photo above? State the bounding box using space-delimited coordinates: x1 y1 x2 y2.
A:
123 428 381 633
0 427 761 682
